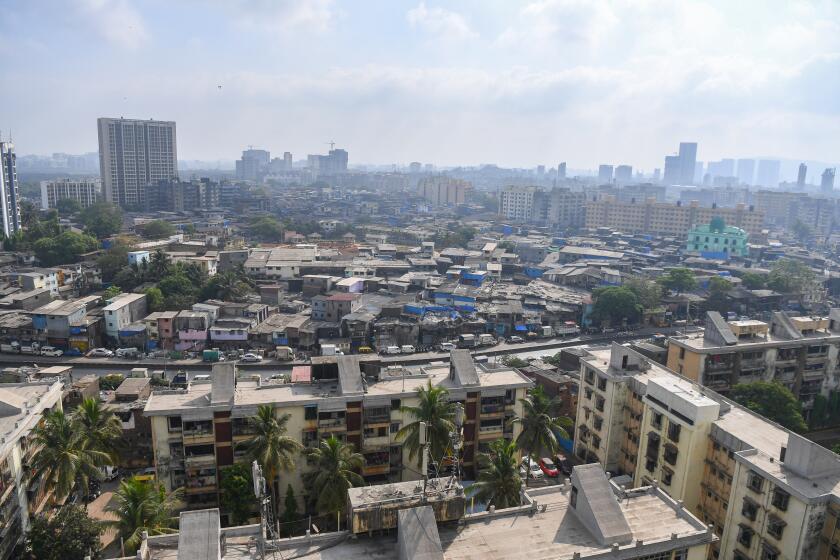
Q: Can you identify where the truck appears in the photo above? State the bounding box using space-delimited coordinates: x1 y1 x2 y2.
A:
20 342 40 355
321 344 338 356
0 343 18 354
458 334 476 348
477 334 496 347
383 345 401 355
273 346 293 361
202 349 221 362
554 322 580 337
400 345 416 354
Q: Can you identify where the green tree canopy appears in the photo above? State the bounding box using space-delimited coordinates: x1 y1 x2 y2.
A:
740 271 767 290
767 258 817 295
303 436 364 516
56 198 82 216
220 463 256 525
470 438 522 510
730 381 808 432
624 276 664 310
33 231 98 266
658 268 698 294
103 285 122 300
144 287 165 311
81 202 123 238
139 220 176 239
705 276 733 313
249 216 284 242
501 355 529 368
397 381 455 466
26 504 103 560
109 477 183 553
590 286 642 326
98 242 132 283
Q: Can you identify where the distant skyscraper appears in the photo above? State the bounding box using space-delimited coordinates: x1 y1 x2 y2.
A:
614 165 633 184
309 148 349 175
797 163 807 188
678 142 698 185
0 141 22 236
537 165 545 176
821 168 836 193
409 162 422 174
598 164 614 184
706 159 735 180
663 155 681 184
653 168 661 181
756 159 781 188
694 161 704 184
283 151 293 170
736 159 755 185
97 117 178 207
235 148 270 181
558 162 567 180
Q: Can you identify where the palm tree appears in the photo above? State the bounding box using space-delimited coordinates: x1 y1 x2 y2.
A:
303 436 364 517
397 381 455 469
109 476 183 552
471 438 522 509
149 249 171 281
30 409 109 503
510 391 573 487
238 405 302 513
74 397 123 461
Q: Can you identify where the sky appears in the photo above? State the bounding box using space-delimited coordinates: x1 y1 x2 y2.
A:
1 0 839 170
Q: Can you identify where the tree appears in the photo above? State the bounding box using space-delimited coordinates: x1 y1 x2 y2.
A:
26 504 103 560
281 484 300 536
158 268 201 310
792 219 813 243
201 269 254 302
511 392 573 487
590 286 641 326
237 405 302 515
56 198 82 216
109 477 183 553
730 381 808 432
767 258 817 295
659 268 698 294
220 463 256 525
74 397 123 463
741 272 767 290
139 220 176 239
33 231 98 266
624 276 664 310
148 249 171 281
144 287 165 311
103 285 122 300
501 355 529 368
99 374 125 390
470 438 522 510
705 276 732 314
81 203 123 238
249 216 284 242
98 242 132 283
303 436 364 517
397 381 455 467
30 409 110 502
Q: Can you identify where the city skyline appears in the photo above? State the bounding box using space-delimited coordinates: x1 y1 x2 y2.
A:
2 1 839 168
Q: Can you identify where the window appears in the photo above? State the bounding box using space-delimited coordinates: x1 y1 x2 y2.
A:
592 435 601 448
597 377 607 391
168 416 182 432
391 399 401 410
679 347 685 359
771 487 789 511
760 544 779 560
645 458 656 472
661 467 673 486
737 525 753 548
830 544 840 559
584 387 593 400
304 406 317 420
747 471 764 493
667 421 681 443
570 486 578 508
390 422 400 434
593 416 603 431
663 444 678 466
595 396 605 412
766 516 786 539
652 412 663 429
742 497 758 521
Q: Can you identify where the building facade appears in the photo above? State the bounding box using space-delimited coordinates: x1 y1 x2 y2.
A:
97 117 178 208
416 177 470 206
39 178 100 210
685 219 748 258
0 141 21 237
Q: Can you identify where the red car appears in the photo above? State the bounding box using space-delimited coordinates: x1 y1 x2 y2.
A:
539 457 559 477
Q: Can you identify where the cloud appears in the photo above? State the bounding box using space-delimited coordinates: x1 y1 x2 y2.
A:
407 2 477 41
228 0 336 33
497 0 618 51
73 0 148 50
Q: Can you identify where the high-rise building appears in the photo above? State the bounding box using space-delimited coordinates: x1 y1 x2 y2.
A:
40 178 101 210
678 142 698 185
693 161 704 184
797 163 808 187
307 148 349 175
417 177 470 206
557 162 566 179
756 159 781 188
283 151 293 170
499 185 539 221
235 148 270 181
822 168 836 193
663 155 681 184
408 162 422 174
614 165 632 184
97 117 178 208
0 141 22 236
597 164 613 184
737 158 756 185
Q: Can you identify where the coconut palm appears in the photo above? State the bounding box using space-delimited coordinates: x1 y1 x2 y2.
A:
471 438 522 509
148 249 171 281
109 476 183 552
396 381 455 468
30 409 110 503
303 436 364 516
238 405 302 513
74 397 123 461
510 391 573 487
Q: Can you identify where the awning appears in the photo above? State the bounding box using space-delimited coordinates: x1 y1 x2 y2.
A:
515 325 528 332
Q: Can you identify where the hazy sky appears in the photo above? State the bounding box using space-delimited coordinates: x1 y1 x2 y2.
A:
2 0 839 169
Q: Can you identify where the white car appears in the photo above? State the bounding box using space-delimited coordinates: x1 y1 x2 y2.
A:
519 458 544 479
40 346 64 357
240 353 262 363
89 348 114 358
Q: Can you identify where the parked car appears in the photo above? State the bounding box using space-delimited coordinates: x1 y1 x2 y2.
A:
89 348 114 358
439 342 456 352
554 453 573 476
507 336 524 344
539 457 559 477
40 346 63 357
115 347 140 358
383 346 401 355
400 345 416 354
240 353 263 363
519 458 544 479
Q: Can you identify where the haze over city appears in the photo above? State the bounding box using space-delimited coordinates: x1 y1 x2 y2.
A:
2 0 840 168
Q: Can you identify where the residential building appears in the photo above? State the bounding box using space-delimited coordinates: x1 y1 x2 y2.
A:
143 353 530 510
147 179 221 212
679 142 698 185
614 164 632 184
498 186 539 222
0 380 64 559
174 310 210 351
737 159 756 185
311 293 362 323
127 250 150 266
664 155 682 185
0 141 22 236
106 377 153 469
39 178 100 210
797 163 808 188
756 160 781 189
597 164 613 184
143 311 178 350
417 177 470 206
31 295 100 346
235 148 270 181
543 187 586 229
685 218 748 258
575 342 840 560
557 161 566 179
308 148 348 174
17 269 60 295
822 168 836 194
97 117 178 207
103 293 148 344
585 198 764 236
666 311 840 414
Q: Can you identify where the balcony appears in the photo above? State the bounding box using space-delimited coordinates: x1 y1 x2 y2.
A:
363 414 391 426
480 403 506 415
318 418 346 429
363 435 391 449
362 463 391 477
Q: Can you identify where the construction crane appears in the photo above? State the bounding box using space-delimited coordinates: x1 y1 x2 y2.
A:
326 140 336 151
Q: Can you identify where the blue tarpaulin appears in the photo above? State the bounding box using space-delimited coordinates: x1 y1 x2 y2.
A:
515 325 528 332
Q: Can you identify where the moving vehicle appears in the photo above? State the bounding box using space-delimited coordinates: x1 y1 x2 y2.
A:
193 374 211 382
555 322 580 337
519 457 544 479
477 334 496 347
400 345 416 354
89 348 114 358
539 457 559 477
358 346 373 354
202 349 221 362
439 342 456 352
383 345 401 355
40 346 63 357
171 371 188 389
115 347 140 358
458 334 476 348
20 343 40 355
240 353 262 363
507 336 524 344
554 453 573 476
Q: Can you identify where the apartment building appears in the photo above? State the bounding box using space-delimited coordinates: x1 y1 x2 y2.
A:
0 380 64 559
39 177 100 210
416 176 471 206
103 293 148 344
143 352 530 514
499 186 540 222
667 311 840 416
576 342 840 560
584 197 765 236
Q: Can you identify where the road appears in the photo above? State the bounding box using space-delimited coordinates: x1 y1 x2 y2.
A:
14 325 699 382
